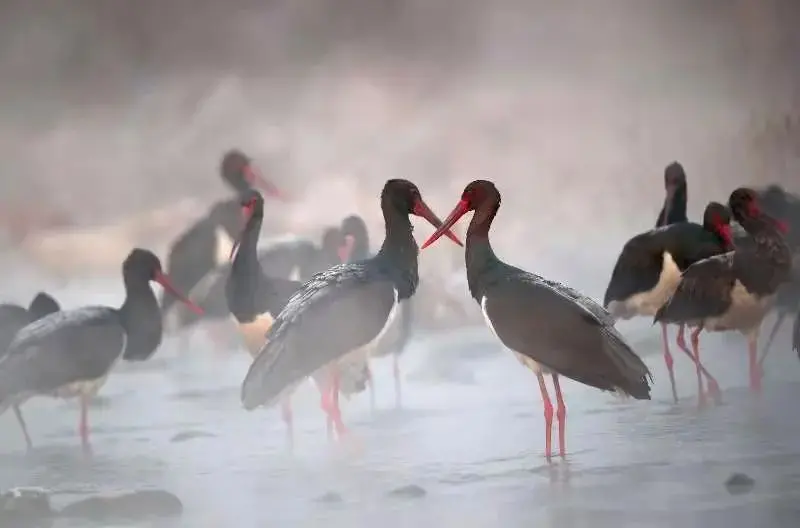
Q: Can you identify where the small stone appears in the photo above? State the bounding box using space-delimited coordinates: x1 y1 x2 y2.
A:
170 430 216 443
0 487 53 527
315 491 344 504
60 489 183 520
725 473 755 495
387 484 427 499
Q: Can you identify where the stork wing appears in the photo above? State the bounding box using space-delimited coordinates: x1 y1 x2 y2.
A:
241 265 396 409
0 307 124 400
655 252 735 324
486 271 651 398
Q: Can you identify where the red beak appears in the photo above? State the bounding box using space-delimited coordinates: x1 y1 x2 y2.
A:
153 270 204 315
411 198 463 248
421 199 470 250
338 235 355 263
243 164 285 200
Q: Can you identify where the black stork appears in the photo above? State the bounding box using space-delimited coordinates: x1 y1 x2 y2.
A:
421 180 652 461
161 149 283 342
655 188 791 398
239 180 462 437
337 214 415 410
753 185 800 372
603 201 733 405
0 249 203 452
226 190 352 445
0 292 61 448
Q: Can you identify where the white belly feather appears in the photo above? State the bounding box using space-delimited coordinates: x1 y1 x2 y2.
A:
704 280 773 333
234 312 275 358
609 251 682 319
214 227 235 267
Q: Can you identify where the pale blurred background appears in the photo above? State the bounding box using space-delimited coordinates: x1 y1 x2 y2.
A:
0 0 798 302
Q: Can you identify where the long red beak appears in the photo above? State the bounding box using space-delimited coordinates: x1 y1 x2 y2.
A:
412 198 462 247
338 234 355 263
243 164 284 200
421 199 470 250
229 205 254 261
154 270 204 315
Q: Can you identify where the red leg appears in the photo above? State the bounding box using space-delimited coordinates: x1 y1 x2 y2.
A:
676 325 721 404
319 376 335 441
393 355 402 409
13 405 33 450
280 396 294 449
551 374 567 459
79 395 91 454
661 323 678 403
330 367 347 439
690 326 706 408
535 372 554 461
748 332 762 394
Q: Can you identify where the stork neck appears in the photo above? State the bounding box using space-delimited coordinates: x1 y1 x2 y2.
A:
465 203 501 301
375 208 418 299
657 185 688 227
120 277 161 332
232 213 263 274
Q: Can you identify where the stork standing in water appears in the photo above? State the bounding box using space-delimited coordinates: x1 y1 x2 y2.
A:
0 249 202 452
161 149 283 345
421 180 652 461
239 180 461 437
0 292 61 448
604 200 733 404
337 214 414 409
226 190 359 444
655 188 791 400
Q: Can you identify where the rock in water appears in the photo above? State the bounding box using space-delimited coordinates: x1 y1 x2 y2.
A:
387 484 427 499
170 430 216 443
60 490 183 520
725 473 755 495
315 491 344 504
0 487 53 527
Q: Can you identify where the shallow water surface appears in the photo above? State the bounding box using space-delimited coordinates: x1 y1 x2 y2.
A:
2 279 800 527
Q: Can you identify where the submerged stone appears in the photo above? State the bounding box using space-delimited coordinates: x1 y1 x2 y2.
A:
170 430 216 443
60 489 183 520
315 491 344 504
725 473 755 495
387 484 427 499
0 487 53 527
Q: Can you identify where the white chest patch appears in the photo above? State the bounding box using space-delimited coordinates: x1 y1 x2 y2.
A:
234 312 275 358
705 280 772 333
620 251 682 317
288 266 301 282
368 288 400 350
214 227 235 267
481 295 544 374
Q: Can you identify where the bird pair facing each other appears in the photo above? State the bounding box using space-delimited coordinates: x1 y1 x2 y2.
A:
238 178 651 463
0 249 203 453
604 163 792 408
230 183 445 447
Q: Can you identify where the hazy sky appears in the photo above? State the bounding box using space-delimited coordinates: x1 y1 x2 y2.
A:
0 0 798 288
